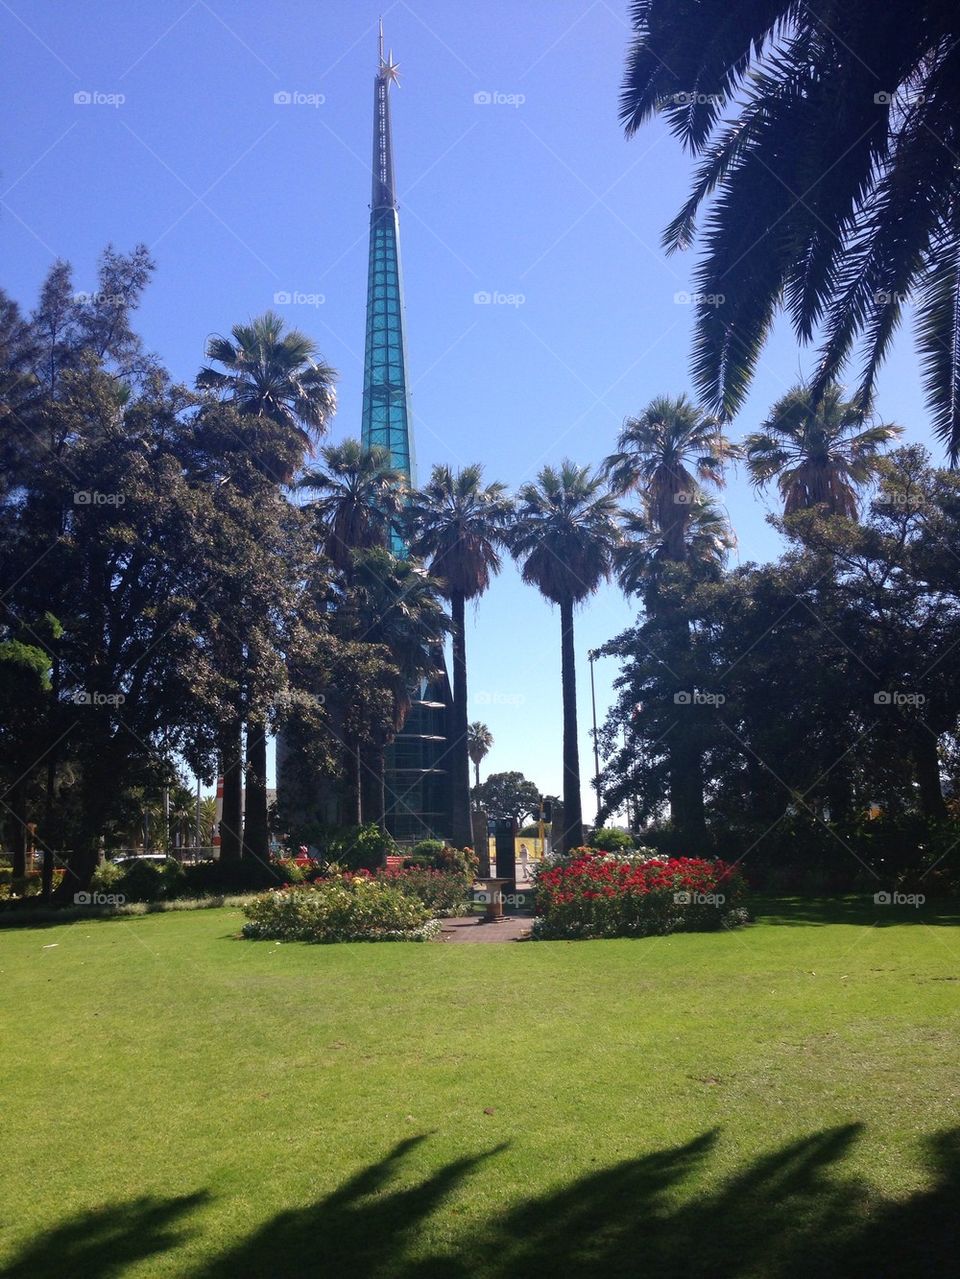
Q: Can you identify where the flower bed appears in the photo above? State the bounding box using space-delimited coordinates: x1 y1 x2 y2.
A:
241 875 440 943
532 849 748 940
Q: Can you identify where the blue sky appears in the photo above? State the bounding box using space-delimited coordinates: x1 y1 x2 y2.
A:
2 1 939 820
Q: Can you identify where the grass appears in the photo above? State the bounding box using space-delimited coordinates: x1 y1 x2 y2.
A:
1 897 958 1277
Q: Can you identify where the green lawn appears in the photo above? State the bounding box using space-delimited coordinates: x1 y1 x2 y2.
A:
1 899 958 1278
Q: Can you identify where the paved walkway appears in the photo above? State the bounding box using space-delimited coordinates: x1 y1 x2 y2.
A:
439 915 533 942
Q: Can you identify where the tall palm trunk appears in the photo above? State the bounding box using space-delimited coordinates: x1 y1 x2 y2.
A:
649 584 707 849
243 715 270 871
219 722 244 863
449 591 472 848
559 596 584 851
343 740 363 827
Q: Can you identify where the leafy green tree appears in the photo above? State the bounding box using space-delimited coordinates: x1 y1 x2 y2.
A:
510 462 620 850
745 385 901 517
473 771 541 823
406 464 512 848
619 1 960 455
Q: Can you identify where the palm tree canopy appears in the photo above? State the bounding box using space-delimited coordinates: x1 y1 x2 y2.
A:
744 384 902 518
511 461 622 606
300 439 404 571
349 546 449 729
467 721 494 768
406 463 513 601
603 394 738 560
615 494 736 597
197 310 337 455
619 2 960 458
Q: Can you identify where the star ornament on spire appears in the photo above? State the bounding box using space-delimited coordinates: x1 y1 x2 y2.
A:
381 50 401 87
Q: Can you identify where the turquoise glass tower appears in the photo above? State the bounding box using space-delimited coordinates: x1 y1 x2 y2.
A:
360 23 414 491
359 24 454 841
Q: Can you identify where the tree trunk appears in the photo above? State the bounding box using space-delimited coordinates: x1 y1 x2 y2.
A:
450 591 472 848
6 779 28 880
343 740 363 827
243 715 270 870
219 722 244 863
41 754 57 901
559 596 584 851
656 604 706 850
914 729 947 821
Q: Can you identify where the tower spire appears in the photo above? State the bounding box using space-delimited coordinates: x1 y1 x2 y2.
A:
362 20 413 487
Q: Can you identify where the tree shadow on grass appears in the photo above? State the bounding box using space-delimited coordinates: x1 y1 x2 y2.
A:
0 1191 210 1279
3 1128 957 1279
752 895 960 928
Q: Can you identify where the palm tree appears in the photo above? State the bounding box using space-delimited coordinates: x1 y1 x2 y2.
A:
197 311 337 868
300 439 404 572
468 721 494 790
619 2 960 457
604 396 736 846
197 311 336 480
604 395 738 561
615 494 735 598
744 385 901 518
349 548 449 828
406 465 513 848
510 462 621 851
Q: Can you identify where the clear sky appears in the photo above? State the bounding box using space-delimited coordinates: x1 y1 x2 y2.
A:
2 1 940 820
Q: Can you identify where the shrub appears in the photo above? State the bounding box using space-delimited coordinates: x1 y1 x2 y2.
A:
533 849 748 940
181 859 273 896
380 866 470 916
109 857 186 902
589 827 634 853
411 838 445 860
241 876 438 943
325 824 399 872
